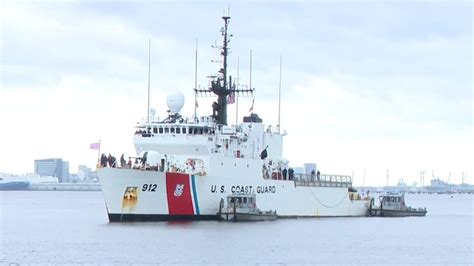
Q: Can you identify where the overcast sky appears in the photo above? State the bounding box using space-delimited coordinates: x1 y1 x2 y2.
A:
0 0 472 186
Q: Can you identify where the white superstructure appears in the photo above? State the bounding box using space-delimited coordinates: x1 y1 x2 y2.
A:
98 15 369 222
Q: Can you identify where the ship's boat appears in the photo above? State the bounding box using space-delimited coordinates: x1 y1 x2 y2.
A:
369 192 427 217
218 194 277 222
97 14 370 222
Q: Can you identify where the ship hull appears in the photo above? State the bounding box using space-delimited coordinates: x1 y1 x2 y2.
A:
98 168 369 222
381 209 427 217
0 182 29 191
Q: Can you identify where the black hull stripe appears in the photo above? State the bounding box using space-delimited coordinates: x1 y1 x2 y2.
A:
108 213 368 222
108 214 219 222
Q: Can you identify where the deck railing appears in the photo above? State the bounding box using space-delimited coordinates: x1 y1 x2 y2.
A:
293 174 352 188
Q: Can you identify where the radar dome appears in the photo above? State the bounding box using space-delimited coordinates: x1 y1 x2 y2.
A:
166 92 185 113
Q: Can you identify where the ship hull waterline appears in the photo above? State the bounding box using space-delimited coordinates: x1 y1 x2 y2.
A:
98 168 369 222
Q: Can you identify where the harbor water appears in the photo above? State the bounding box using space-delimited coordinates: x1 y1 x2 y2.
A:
1 191 472 264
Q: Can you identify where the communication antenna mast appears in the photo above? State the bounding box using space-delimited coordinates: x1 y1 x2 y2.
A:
194 38 198 121
277 55 282 132
236 56 240 124
147 38 151 123
249 50 253 93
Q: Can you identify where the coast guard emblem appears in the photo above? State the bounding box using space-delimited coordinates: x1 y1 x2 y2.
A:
174 184 185 197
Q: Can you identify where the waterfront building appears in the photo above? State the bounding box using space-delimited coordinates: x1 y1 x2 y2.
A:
34 158 69 183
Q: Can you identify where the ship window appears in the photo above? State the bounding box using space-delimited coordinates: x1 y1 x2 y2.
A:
183 127 187 134
176 127 181 134
165 127 169 134
153 127 158 134
159 127 163 134
171 127 175 134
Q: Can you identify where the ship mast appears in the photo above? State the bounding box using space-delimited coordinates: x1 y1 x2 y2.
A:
211 15 231 125
195 15 253 125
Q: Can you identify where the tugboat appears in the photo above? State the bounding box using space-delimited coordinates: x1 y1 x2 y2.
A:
369 192 427 217
218 194 277 221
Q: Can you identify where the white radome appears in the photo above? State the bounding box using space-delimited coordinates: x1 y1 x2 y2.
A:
166 92 185 113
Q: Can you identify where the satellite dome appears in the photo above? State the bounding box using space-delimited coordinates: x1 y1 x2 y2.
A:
166 92 185 113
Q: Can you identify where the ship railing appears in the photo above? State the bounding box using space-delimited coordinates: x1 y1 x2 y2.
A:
293 174 352 188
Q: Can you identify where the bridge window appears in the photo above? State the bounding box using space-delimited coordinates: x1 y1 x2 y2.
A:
153 127 158 134
165 127 169 134
171 127 175 134
159 127 163 134
176 127 181 134
183 127 187 134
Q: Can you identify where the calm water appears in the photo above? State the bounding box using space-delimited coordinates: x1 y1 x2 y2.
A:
1 191 472 264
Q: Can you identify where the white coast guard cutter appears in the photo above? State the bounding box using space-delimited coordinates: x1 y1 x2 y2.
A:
97 15 370 222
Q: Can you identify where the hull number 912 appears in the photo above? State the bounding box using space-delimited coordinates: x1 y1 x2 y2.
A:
142 184 157 192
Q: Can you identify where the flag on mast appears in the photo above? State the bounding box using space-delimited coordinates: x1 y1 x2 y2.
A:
227 91 235 104
90 142 100 150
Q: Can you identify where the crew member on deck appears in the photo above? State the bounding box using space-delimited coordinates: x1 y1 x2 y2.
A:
288 168 294 180
120 154 126 168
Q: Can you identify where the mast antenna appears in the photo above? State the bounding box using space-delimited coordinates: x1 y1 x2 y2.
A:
194 38 198 121
249 49 252 94
277 55 282 131
236 56 240 124
147 38 151 123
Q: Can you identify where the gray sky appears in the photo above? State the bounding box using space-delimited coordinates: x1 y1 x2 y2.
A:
1 0 472 186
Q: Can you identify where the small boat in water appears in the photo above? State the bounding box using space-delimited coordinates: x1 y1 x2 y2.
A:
218 194 277 221
369 192 427 217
